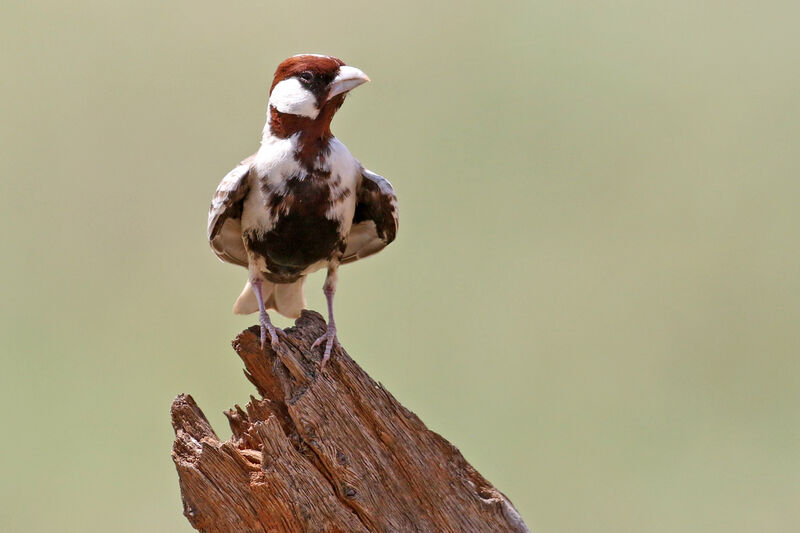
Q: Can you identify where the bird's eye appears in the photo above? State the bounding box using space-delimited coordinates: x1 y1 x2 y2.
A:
299 71 313 82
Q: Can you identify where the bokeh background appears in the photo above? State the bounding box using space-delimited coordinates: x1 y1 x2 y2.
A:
2 1 799 531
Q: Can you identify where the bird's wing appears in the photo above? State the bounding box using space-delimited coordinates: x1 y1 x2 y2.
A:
342 168 399 264
208 155 254 267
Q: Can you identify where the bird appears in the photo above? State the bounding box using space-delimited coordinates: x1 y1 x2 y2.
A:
207 54 398 367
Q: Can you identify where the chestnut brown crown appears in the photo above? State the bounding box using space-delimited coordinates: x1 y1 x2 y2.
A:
265 55 370 146
268 55 369 118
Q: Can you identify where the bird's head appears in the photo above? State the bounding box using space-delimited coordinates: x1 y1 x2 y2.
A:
267 54 370 124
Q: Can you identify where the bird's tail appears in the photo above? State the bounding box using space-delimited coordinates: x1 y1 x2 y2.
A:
232 277 307 319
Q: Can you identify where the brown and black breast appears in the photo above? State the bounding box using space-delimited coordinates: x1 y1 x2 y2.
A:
244 174 342 282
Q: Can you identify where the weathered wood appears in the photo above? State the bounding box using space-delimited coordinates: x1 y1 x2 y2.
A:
171 310 530 533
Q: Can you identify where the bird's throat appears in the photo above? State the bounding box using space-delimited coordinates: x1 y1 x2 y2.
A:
266 105 339 169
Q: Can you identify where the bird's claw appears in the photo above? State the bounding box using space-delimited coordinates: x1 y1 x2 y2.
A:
259 312 283 351
311 324 339 368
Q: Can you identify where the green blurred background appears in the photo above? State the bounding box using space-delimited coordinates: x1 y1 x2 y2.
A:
2 1 799 531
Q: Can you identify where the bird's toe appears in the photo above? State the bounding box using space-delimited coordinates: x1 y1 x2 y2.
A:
312 325 339 368
259 313 283 352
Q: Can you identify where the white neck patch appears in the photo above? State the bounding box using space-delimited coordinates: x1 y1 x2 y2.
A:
269 78 319 118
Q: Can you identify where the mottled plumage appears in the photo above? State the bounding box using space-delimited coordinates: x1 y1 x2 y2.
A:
208 55 398 366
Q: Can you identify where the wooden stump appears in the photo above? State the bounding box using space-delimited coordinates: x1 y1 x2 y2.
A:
171 310 530 532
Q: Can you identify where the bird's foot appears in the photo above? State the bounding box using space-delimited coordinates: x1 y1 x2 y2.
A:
259 312 283 351
311 323 339 368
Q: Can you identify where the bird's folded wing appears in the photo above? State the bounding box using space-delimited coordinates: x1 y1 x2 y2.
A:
342 168 399 264
208 155 254 267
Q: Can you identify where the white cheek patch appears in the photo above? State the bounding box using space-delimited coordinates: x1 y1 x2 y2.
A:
269 78 319 118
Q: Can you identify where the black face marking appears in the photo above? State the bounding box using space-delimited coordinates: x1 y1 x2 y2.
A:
296 70 338 107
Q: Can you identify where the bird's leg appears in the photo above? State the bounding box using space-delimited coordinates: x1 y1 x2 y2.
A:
311 266 340 367
251 278 281 350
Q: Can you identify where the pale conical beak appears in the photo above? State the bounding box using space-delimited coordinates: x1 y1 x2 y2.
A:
327 66 370 101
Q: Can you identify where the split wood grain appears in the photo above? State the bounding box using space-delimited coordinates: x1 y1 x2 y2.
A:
171 311 530 533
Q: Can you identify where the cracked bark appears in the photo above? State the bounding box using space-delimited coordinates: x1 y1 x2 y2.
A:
171 310 530 533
